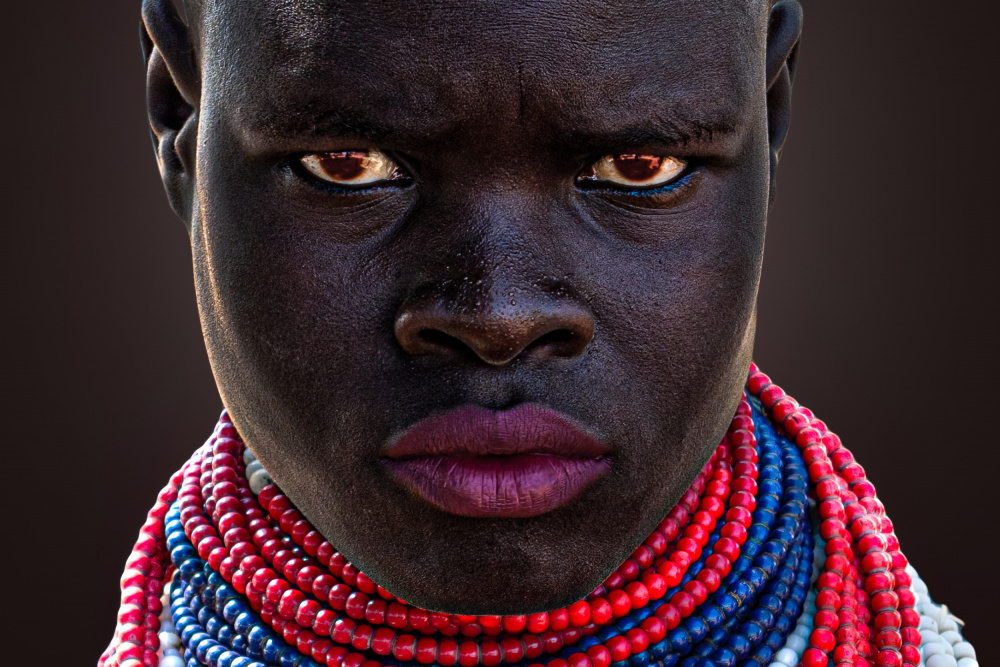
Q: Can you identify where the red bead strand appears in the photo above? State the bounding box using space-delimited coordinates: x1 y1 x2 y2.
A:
746 364 919 667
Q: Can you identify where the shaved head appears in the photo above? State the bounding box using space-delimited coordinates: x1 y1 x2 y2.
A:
143 0 802 613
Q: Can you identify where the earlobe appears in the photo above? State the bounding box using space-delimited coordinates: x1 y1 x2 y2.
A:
765 1 803 202
142 0 200 226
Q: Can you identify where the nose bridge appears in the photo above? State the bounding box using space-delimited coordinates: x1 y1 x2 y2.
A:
394 190 593 366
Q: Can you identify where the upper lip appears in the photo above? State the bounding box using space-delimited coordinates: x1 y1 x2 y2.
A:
382 403 609 460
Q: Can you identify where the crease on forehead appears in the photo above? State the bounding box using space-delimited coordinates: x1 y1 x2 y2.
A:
204 0 767 147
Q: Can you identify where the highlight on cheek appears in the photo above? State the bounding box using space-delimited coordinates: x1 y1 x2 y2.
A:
300 148 407 187
581 153 687 189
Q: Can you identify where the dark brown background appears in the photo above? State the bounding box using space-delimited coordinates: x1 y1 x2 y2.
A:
3 1 997 664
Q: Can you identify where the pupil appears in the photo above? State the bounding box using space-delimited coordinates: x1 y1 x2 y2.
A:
318 151 368 180
613 155 665 182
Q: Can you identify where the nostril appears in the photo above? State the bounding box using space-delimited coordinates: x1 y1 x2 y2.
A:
527 328 585 357
418 329 468 354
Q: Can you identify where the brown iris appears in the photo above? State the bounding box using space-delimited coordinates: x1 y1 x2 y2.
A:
581 153 687 188
301 149 406 187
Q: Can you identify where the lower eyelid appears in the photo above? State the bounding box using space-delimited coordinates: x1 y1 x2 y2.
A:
599 169 698 197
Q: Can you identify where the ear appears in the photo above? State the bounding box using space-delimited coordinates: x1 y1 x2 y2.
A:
142 0 201 228
765 0 803 202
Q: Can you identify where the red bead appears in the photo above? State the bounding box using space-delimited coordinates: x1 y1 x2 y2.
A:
438 639 459 666
458 641 481 667
586 645 611 667
501 637 524 663
801 648 829 667
568 601 592 627
625 628 650 653
526 613 550 634
654 603 681 630
549 609 569 632
810 628 836 652
566 653 593 667
608 590 631 617
416 638 437 664
605 635 631 662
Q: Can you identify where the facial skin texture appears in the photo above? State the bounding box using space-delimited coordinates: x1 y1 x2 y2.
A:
143 0 802 613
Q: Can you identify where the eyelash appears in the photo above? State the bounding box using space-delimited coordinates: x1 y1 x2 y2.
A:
290 155 697 199
581 166 698 198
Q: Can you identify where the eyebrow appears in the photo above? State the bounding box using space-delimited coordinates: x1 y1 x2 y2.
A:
243 95 746 155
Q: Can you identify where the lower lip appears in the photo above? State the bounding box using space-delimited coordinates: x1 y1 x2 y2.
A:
383 453 610 518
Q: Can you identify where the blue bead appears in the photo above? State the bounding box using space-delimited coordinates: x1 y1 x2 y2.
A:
658 654 678 667
222 600 246 623
610 660 630 667
667 628 691 654
180 558 202 579
718 594 739 616
234 612 255 635
710 647 738 667
685 617 708 643
197 607 214 627
205 616 223 638
230 659 253 667
217 625 235 647
578 637 600 650
278 650 299 667
650 640 669 660
263 638 284 663
628 651 649 667
615 617 638 632
751 608 774 629
701 605 725 630
248 626 270 650
181 624 201 644
760 594 782 615
747 525 769 543
597 625 621 643
230 633 247 653
727 632 750 657
206 645 227 663
743 621 765 644
631 605 652 621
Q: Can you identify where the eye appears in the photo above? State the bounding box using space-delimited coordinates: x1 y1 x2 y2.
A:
579 154 688 189
300 149 408 187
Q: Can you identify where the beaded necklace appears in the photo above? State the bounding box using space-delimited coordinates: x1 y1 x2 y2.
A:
100 365 927 667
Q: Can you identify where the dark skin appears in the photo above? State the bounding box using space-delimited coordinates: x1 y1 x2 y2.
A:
142 0 802 614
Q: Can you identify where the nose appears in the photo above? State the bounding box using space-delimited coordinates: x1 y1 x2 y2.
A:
395 293 594 366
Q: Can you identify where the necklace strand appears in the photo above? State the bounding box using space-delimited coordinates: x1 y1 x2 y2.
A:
100 367 926 667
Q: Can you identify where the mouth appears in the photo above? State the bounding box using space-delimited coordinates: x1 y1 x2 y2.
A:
380 403 611 518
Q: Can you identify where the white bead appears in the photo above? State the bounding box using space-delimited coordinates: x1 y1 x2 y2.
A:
952 643 976 660
159 620 175 635
793 624 811 638
938 617 959 633
769 663 790 667
243 448 257 465
249 469 273 494
245 460 264 478
923 643 949 658
158 631 181 650
957 659 979 667
920 631 943 646
912 576 929 595
940 631 963 646
925 654 958 667
785 634 807 653
919 616 939 633
775 647 799 666
159 656 186 667
161 648 180 657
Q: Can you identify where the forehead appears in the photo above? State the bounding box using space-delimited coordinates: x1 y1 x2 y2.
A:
200 0 767 144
